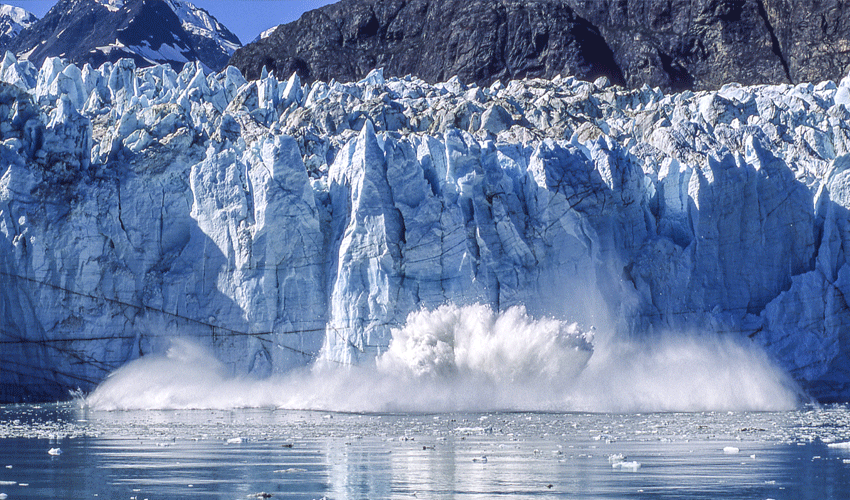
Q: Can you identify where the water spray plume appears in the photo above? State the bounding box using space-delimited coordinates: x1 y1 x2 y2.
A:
87 304 801 413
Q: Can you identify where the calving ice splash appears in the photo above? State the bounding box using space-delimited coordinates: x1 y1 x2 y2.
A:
86 303 800 412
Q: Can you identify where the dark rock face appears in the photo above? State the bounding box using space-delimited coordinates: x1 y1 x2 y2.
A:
2 0 240 72
229 0 850 91
229 0 625 87
760 0 850 86
565 0 790 90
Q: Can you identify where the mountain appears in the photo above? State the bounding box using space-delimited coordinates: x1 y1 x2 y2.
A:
1 0 240 72
229 0 850 92
229 0 625 88
0 4 37 48
2 54 850 403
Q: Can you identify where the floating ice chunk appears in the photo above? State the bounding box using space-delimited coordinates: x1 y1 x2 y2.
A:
612 461 641 471
608 453 626 464
472 456 488 463
47 447 62 455
723 446 740 454
827 442 850 449
454 427 487 434
0 492 7 499
0 481 15 485
226 437 243 444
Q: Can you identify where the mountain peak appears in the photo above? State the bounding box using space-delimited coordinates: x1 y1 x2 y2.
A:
3 0 240 72
0 4 37 47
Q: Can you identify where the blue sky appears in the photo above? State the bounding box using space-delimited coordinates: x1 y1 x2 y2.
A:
3 0 338 45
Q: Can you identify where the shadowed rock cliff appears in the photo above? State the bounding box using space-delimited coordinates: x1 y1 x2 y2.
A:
230 0 625 87
229 0 850 91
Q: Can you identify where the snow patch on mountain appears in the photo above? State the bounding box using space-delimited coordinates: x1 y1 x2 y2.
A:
95 0 125 12
253 26 276 43
128 40 189 65
0 56 849 403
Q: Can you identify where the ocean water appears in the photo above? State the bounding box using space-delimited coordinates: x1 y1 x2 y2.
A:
1 404 850 499
2 305 843 499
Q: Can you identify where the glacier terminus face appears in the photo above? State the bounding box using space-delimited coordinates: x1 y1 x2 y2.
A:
0 52 849 404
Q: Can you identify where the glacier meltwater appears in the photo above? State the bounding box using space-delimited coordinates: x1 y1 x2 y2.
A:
0 51 848 406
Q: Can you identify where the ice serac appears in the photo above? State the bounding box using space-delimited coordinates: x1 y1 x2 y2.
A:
3 55 850 402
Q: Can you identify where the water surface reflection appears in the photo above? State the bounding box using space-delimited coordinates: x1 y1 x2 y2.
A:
0 405 849 499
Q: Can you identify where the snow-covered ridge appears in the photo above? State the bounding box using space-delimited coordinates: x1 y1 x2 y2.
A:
2 0 233 89
0 4 35 25
1 53 850 402
162 0 240 52
0 4 36 40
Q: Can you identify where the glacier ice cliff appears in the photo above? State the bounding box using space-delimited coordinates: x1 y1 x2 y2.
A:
1 53 850 402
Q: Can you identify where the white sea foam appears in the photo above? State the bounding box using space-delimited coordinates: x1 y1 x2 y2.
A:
86 303 801 413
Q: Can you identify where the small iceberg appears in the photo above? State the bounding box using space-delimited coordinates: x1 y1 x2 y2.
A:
612 461 641 471
723 446 740 454
47 447 62 456
609 453 640 470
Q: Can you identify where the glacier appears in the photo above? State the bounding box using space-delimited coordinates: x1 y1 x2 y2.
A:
1 52 849 403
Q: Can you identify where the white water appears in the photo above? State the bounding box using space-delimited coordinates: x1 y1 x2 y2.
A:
86 304 801 412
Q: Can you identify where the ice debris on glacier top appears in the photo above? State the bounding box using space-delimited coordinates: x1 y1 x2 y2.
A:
3 54 850 401
4 57 846 186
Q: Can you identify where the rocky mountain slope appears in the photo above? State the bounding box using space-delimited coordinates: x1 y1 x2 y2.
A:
229 0 850 92
1 0 239 72
0 4 36 48
3 54 850 403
